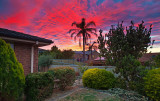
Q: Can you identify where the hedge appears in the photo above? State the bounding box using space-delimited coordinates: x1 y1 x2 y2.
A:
49 67 75 90
25 72 54 101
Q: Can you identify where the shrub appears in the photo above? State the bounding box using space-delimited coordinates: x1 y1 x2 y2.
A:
77 63 88 76
49 67 75 90
144 68 160 100
0 39 25 101
82 68 115 89
25 72 54 101
115 55 147 91
38 54 52 71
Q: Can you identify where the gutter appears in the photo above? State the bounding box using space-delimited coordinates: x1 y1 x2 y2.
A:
31 41 39 73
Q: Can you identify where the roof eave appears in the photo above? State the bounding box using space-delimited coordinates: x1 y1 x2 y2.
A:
0 36 53 47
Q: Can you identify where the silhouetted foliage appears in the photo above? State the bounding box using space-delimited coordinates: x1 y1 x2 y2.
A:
40 45 74 59
69 18 97 62
62 49 75 59
50 45 63 59
99 21 153 65
97 29 107 59
86 41 97 59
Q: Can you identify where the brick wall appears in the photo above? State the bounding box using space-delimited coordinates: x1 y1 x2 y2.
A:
14 43 38 76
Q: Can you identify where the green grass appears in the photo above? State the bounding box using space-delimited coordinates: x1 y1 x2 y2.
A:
59 89 122 101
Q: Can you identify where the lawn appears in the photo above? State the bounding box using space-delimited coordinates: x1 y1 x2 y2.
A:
59 88 122 101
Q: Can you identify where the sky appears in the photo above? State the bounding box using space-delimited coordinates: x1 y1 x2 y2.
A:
0 0 160 52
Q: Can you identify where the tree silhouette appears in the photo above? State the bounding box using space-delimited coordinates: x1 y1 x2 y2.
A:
69 18 97 62
97 29 106 59
86 41 97 60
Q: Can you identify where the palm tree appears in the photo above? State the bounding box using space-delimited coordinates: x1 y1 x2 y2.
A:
86 41 97 60
69 18 97 62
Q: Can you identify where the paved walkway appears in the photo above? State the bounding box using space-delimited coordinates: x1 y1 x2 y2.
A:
45 79 83 101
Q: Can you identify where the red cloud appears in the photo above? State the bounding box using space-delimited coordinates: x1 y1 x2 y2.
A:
0 0 160 52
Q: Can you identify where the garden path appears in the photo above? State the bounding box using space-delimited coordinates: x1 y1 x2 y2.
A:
45 79 83 101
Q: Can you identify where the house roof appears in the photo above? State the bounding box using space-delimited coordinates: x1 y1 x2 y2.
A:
139 53 160 62
0 28 53 43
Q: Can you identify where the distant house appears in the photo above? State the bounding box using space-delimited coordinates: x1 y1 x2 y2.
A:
139 53 160 64
92 57 106 66
74 50 99 62
38 48 49 54
0 28 53 75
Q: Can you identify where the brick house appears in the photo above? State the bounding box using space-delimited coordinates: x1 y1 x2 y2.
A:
139 53 160 64
0 28 53 75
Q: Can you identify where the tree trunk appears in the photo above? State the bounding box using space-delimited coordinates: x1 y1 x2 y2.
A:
83 33 85 64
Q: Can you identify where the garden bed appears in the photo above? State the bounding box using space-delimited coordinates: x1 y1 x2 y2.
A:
58 88 122 101
58 88 149 101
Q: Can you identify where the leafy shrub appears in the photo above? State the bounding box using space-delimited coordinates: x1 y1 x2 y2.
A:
115 55 148 92
38 54 52 71
0 39 25 101
82 68 115 89
115 77 126 89
25 72 54 101
144 68 160 100
77 63 88 76
49 67 75 90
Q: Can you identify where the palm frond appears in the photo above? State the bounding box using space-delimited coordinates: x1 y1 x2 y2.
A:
85 21 96 28
86 33 91 39
74 36 77 41
71 32 76 38
86 28 97 36
69 29 79 33
86 28 96 32
76 30 83 37
72 22 77 26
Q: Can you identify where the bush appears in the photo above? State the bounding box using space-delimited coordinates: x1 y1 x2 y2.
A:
49 67 75 90
77 63 88 76
144 68 160 100
0 39 25 101
38 54 52 71
82 68 115 89
115 55 145 90
25 72 54 101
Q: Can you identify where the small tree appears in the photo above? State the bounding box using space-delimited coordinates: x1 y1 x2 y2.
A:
97 29 106 57
0 39 25 101
38 54 52 72
61 49 75 59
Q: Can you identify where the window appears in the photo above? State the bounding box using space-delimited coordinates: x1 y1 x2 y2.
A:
10 43 14 50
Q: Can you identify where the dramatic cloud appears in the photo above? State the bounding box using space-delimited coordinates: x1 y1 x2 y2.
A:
0 0 160 52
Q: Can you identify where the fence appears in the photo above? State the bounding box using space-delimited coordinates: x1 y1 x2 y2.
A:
52 59 86 65
50 65 115 71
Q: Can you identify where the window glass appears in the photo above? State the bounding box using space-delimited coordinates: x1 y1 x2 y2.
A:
10 43 14 50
